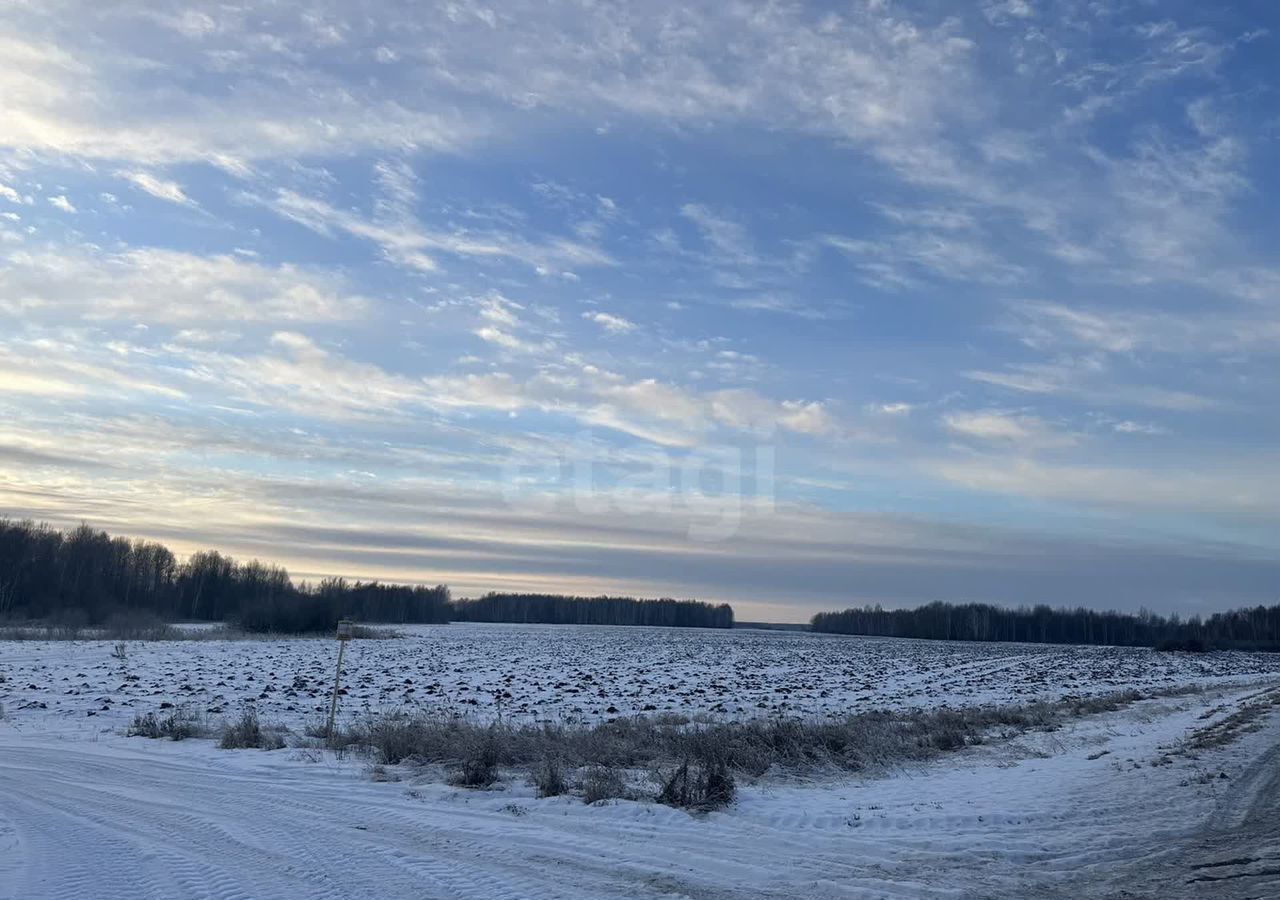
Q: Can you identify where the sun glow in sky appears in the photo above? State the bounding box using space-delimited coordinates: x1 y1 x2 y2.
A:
1 1 1277 620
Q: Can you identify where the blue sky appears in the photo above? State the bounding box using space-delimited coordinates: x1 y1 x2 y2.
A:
1 1 1277 620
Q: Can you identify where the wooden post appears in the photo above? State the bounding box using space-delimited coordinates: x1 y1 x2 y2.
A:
326 620 353 738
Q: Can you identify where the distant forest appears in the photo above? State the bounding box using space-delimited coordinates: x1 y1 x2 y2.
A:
0 520 451 632
7 519 1274 646
0 519 731 632
453 593 734 629
811 601 1280 651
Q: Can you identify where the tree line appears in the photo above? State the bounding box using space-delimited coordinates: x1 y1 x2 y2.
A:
0 519 734 632
451 593 735 629
0 519 450 632
810 600 1280 651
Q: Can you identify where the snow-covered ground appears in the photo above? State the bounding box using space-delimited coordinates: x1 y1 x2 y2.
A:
4 623 1280 734
2 681 1278 898
3 625 1280 899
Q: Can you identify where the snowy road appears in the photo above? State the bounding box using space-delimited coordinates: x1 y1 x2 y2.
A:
3 683 1279 899
1055 710 1280 900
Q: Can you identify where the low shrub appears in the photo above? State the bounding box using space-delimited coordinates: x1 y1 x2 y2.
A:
128 708 199 741
657 760 736 811
448 729 501 788
220 709 286 750
581 765 628 804
532 756 568 798
365 714 438 764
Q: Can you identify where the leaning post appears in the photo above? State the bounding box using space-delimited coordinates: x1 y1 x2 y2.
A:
326 619 354 738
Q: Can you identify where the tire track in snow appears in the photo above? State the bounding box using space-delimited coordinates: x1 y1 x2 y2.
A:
0 743 742 900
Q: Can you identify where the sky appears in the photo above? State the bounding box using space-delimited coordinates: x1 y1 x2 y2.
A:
0 0 1277 621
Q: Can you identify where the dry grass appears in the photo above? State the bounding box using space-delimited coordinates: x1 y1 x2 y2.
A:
0 612 180 642
581 765 631 804
219 709 287 750
531 756 569 798
128 707 203 741
447 728 501 788
657 760 735 811
319 688 1149 810
1180 686 1280 753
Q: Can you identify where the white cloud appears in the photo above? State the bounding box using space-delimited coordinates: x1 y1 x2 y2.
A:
0 183 30 204
873 205 977 232
680 204 757 267
455 291 561 356
1003 301 1140 353
0 3 974 194
476 292 523 328
421 372 530 413
929 456 1280 521
47 194 76 213
874 403 914 415
263 188 612 275
118 171 194 206
583 311 636 334
418 366 841 447
473 326 550 354
944 412 1031 441
824 232 1024 288
0 0 1262 319
0 29 479 167
173 329 240 345
779 400 836 437
943 411 1073 448
0 246 367 323
1112 420 1169 436
0 362 86 397
197 332 430 421
372 159 420 217
963 358 1218 413
1001 299 1280 358
983 1 1035 25
0 339 189 402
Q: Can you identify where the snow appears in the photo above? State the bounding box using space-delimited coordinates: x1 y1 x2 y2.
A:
3 625 1280 898
4 623 1279 735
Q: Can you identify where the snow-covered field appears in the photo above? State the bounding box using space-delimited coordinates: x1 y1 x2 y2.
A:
4 623 1280 735
3 625 1280 899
